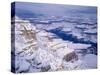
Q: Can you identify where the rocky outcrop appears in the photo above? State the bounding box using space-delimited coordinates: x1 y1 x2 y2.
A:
63 52 78 62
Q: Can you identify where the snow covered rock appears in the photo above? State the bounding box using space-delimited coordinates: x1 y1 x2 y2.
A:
16 57 30 73
12 16 96 73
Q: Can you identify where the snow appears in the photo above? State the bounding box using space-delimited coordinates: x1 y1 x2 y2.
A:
11 16 97 73
84 28 97 34
83 54 97 68
75 25 87 29
17 57 30 73
68 43 91 50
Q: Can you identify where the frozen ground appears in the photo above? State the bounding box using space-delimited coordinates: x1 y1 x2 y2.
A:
11 15 97 73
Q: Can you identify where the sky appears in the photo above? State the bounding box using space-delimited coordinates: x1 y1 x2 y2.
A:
11 2 97 18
